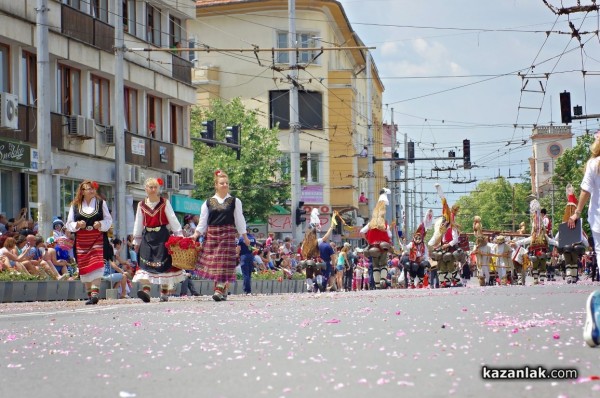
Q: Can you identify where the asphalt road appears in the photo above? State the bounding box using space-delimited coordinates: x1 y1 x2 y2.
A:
0 279 599 398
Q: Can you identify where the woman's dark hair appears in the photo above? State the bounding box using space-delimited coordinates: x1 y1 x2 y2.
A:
111 238 122 246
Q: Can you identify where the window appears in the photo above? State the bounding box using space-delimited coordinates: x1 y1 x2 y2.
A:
277 32 318 64
0 43 8 93
91 0 108 23
169 15 182 52
543 162 549 173
20 52 37 106
301 153 320 183
63 0 81 10
91 75 110 124
146 4 161 46
123 0 136 35
147 95 162 139
57 64 81 115
170 103 183 145
269 90 323 130
124 87 138 133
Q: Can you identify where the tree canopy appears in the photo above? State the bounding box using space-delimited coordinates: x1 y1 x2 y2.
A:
453 177 532 236
190 98 289 222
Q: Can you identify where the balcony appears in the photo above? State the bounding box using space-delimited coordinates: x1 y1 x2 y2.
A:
61 4 114 53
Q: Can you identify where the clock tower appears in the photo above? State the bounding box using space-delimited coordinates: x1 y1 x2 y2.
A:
530 125 573 197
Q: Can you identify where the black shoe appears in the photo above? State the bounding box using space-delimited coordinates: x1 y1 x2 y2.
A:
85 296 99 305
191 292 200 296
137 290 151 303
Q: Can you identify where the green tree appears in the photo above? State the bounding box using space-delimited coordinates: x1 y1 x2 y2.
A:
454 177 532 235
548 132 595 234
190 98 289 222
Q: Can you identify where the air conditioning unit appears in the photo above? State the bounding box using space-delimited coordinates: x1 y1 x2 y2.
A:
0 92 18 130
180 167 194 185
126 165 141 184
68 115 87 137
104 126 115 145
165 173 179 191
85 118 96 138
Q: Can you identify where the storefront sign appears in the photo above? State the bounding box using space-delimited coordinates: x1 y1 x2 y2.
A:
268 213 331 233
247 224 268 240
0 140 30 168
170 194 203 215
301 184 323 203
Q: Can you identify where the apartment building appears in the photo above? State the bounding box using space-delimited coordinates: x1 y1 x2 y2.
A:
0 0 197 231
191 0 385 231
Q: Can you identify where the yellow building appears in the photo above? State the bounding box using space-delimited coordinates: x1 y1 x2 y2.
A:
192 0 385 226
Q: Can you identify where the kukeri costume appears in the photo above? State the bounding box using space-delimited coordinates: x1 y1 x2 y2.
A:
402 210 433 289
514 199 557 285
360 188 392 289
428 184 461 287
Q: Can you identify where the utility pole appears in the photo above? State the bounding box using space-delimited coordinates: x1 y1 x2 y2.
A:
114 0 127 243
366 53 374 216
36 0 52 239
404 133 409 241
288 0 302 243
389 110 396 246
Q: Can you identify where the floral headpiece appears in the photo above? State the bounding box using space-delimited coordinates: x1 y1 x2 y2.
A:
215 169 222 176
156 178 164 186
91 181 99 190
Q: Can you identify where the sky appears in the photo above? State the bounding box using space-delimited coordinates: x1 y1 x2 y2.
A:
337 0 600 213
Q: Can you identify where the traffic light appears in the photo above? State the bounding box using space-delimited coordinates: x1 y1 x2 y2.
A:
463 139 471 169
201 120 216 147
407 141 415 163
225 125 240 145
295 201 307 226
560 91 572 124
225 125 241 160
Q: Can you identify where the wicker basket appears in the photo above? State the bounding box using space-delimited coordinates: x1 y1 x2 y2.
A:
170 245 199 270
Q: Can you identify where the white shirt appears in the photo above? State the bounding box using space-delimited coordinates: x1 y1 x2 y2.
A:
66 198 112 233
581 156 600 233
132 198 182 245
195 194 247 236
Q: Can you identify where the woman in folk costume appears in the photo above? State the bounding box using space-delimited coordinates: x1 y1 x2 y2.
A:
192 170 251 301
514 199 557 285
403 209 433 288
360 188 393 289
132 177 186 303
428 183 461 287
66 180 113 305
492 235 512 285
556 183 589 284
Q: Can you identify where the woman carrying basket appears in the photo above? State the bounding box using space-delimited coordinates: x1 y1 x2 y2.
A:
132 177 185 302
191 169 251 301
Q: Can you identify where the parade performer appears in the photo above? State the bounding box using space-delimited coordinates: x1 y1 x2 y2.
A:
556 184 589 284
514 199 557 285
66 180 112 305
360 188 392 289
509 240 529 285
473 235 493 286
403 211 432 288
473 216 483 238
428 183 460 287
299 221 334 292
192 170 250 301
132 177 186 302
493 235 512 285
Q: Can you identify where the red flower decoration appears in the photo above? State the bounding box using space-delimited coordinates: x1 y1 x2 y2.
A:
165 236 201 254
91 181 99 190
214 169 221 176
157 178 164 186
